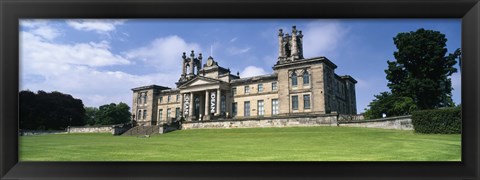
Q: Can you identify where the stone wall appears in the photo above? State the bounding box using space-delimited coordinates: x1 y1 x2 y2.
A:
20 130 67 136
68 126 112 133
181 114 338 129
338 115 412 130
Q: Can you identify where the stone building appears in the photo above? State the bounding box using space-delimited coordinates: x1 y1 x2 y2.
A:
132 26 357 126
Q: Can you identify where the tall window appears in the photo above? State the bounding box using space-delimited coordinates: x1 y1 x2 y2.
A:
167 95 171 102
303 71 310 85
292 95 299 110
176 94 180 102
143 92 147 104
291 72 298 86
143 110 147 119
258 84 263 93
158 109 163 121
244 86 250 94
221 95 226 114
244 101 250 117
272 82 278 91
272 99 279 115
175 107 180 119
303 94 311 109
257 100 264 116
138 110 142 120
167 108 171 120
159 96 163 103
232 87 237 95
137 94 141 104
232 102 237 117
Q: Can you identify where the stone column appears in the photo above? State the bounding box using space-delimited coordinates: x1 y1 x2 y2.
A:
189 50 195 74
291 26 298 60
216 89 221 115
180 93 184 118
189 92 194 121
181 52 186 76
278 29 284 59
204 90 209 120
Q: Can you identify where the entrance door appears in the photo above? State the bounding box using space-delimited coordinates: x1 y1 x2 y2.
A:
194 96 200 119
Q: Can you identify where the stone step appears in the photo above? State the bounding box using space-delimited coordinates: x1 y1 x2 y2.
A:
121 125 160 136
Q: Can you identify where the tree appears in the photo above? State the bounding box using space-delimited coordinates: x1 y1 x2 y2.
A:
364 92 418 119
84 107 98 126
19 90 86 130
95 102 131 125
385 28 461 110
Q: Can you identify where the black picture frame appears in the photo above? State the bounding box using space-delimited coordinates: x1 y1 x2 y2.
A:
1 0 479 179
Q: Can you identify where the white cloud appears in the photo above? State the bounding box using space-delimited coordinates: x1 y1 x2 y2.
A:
451 72 461 91
302 21 349 58
227 46 250 55
30 26 61 40
20 19 62 41
240 66 268 78
19 23 149 107
229 37 237 43
20 19 49 28
21 31 130 67
66 19 126 34
125 35 201 72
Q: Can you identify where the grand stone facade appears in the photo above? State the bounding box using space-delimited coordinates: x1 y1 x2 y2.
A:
132 26 357 126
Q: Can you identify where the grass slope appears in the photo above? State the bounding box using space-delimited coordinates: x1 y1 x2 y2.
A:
19 127 461 161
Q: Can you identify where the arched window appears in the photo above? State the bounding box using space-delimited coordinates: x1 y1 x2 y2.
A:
303 71 310 85
291 72 298 86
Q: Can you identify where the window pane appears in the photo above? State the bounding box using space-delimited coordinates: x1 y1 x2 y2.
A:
244 101 250 117
258 100 264 116
304 94 311 109
175 108 180 118
159 109 163 121
272 99 279 115
292 96 298 110
232 102 237 117
291 72 297 86
303 71 309 85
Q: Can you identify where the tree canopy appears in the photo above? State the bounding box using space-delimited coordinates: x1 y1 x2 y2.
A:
364 28 460 119
20 90 86 130
386 28 460 109
86 102 131 125
363 92 417 119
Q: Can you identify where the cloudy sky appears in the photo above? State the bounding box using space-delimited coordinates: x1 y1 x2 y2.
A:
19 19 461 113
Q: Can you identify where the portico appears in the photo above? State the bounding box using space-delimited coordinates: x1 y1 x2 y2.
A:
179 76 229 121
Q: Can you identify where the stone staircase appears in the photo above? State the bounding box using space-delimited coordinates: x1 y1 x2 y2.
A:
121 125 160 136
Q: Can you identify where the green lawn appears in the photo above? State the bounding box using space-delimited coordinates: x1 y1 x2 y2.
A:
19 126 461 161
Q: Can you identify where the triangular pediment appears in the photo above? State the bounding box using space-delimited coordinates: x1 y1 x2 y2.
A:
179 76 221 88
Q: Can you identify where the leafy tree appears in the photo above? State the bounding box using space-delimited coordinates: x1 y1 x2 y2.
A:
95 102 131 125
364 92 417 119
19 90 86 130
385 28 461 109
84 107 99 126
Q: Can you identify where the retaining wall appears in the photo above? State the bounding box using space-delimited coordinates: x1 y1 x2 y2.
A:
20 130 67 136
338 115 413 130
181 114 338 129
68 126 112 133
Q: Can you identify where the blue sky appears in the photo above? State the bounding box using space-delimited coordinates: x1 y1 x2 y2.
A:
19 19 461 113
